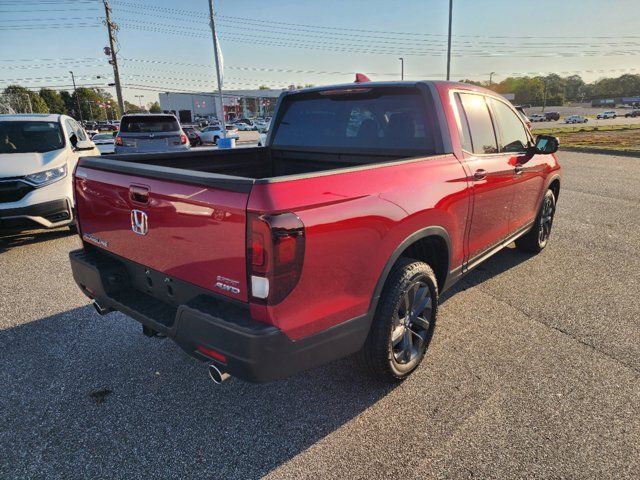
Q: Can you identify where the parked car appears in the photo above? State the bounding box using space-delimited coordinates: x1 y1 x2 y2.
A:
114 114 189 154
0 114 99 231
199 124 240 145
514 106 531 129
96 123 118 132
234 121 256 131
257 124 269 146
91 132 116 155
544 111 560 121
624 110 640 118
528 113 546 122
69 81 560 384
565 115 588 124
596 111 617 119
182 126 203 146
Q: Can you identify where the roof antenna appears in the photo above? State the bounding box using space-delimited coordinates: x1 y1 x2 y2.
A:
354 73 371 83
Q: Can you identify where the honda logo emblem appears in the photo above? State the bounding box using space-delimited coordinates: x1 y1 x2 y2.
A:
131 209 148 235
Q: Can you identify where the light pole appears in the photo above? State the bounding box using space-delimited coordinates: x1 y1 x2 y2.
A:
135 94 144 111
69 70 83 122
489 71 496 87
446 0 453 81
207 0 226 137
398 57 404 80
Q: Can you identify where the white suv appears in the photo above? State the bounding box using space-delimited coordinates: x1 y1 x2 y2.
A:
0 114 99 231
596 111 617 119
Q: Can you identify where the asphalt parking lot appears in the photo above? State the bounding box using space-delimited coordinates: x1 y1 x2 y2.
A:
1 151 638 479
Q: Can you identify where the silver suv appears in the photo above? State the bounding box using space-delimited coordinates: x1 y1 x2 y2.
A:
114 114 190 154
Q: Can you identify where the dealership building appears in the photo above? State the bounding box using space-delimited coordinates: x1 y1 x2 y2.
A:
158 89 283 123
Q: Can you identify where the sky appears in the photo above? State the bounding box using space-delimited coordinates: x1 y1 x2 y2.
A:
1 0 640 105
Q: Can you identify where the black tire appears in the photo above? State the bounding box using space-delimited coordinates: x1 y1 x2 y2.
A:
68 222 78 234
516 188 556 253
358 258 438 382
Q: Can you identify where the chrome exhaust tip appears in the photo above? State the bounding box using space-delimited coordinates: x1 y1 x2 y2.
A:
208 364 231 384
92 300 112 316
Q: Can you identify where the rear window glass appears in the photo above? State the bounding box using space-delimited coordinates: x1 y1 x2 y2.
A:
120 116 179 133
0 121 64 153
272 88 435 152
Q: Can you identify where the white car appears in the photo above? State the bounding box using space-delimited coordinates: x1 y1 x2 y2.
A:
234 122 256 131
0 114 99 231
565 115 588 124
91 132 116 155
528 114 545 122
199 125 240 145
596 111 617 119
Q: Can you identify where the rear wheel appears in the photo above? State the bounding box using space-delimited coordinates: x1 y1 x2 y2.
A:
516 188 556 253
358 258 438 382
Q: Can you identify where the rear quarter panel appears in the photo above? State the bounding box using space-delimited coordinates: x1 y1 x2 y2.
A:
248 154 470 339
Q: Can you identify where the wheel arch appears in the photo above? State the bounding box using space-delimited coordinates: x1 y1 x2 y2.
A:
548 175 561 201
368 226 451 317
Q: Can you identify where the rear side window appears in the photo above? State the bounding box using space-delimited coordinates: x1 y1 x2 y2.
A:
453 93 473 153
272 88 436 152
120 116 179 133
489 98 530 152
458 93 498 155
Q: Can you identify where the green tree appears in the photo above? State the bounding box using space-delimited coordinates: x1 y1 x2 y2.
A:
39 88 66 114
258 85 270 90
149 101 161 113
3 85 48 113
124 100 144 114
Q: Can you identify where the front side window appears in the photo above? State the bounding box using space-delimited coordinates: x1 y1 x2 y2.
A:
458 93 498 155
489 99 530 153
0 121 65 153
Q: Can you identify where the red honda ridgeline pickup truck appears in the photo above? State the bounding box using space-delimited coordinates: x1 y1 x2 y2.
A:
69 81 560 383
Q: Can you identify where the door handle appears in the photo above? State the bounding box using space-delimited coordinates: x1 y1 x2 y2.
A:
129 184 149 204
515 164 524 175
473 169 487 180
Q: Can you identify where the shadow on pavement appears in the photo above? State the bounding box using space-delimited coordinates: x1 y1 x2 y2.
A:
0 305 395 479
0 227 74 254
441 244 534 302
0 244 533 478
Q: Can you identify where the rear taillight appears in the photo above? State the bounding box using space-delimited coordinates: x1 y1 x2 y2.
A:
114 136 123 146
247 212 305 305
180 134 188 145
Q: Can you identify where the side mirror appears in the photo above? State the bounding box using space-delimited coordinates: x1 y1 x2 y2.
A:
69 133 78 148
75 139 96 151
534 134 559 155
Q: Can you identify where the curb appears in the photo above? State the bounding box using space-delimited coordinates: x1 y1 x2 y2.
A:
561 147 640 158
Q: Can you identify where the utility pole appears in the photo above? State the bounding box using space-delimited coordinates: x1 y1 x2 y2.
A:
103 0 124 117
69 71 83 122
207 0 226 138
135 94 144 110
86 100 93 121
398 57 404 80
446 0 453 81
489 71 496 87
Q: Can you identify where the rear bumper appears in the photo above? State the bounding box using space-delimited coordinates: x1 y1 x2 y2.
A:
69 247 370 383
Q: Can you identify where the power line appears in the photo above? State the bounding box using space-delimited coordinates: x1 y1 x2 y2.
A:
110 0 640 41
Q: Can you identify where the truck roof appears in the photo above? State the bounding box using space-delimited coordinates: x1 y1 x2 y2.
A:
285 80 498 98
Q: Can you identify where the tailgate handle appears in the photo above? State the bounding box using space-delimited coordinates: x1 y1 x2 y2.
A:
129 185 149 204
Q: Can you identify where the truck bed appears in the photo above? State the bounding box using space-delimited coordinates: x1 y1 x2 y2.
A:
91 146 418 185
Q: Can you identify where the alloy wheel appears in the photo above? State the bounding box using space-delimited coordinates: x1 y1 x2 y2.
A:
538 194 555 245
391 280 432 364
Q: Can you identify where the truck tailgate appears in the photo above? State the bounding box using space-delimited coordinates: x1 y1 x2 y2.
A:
74 163 250 302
